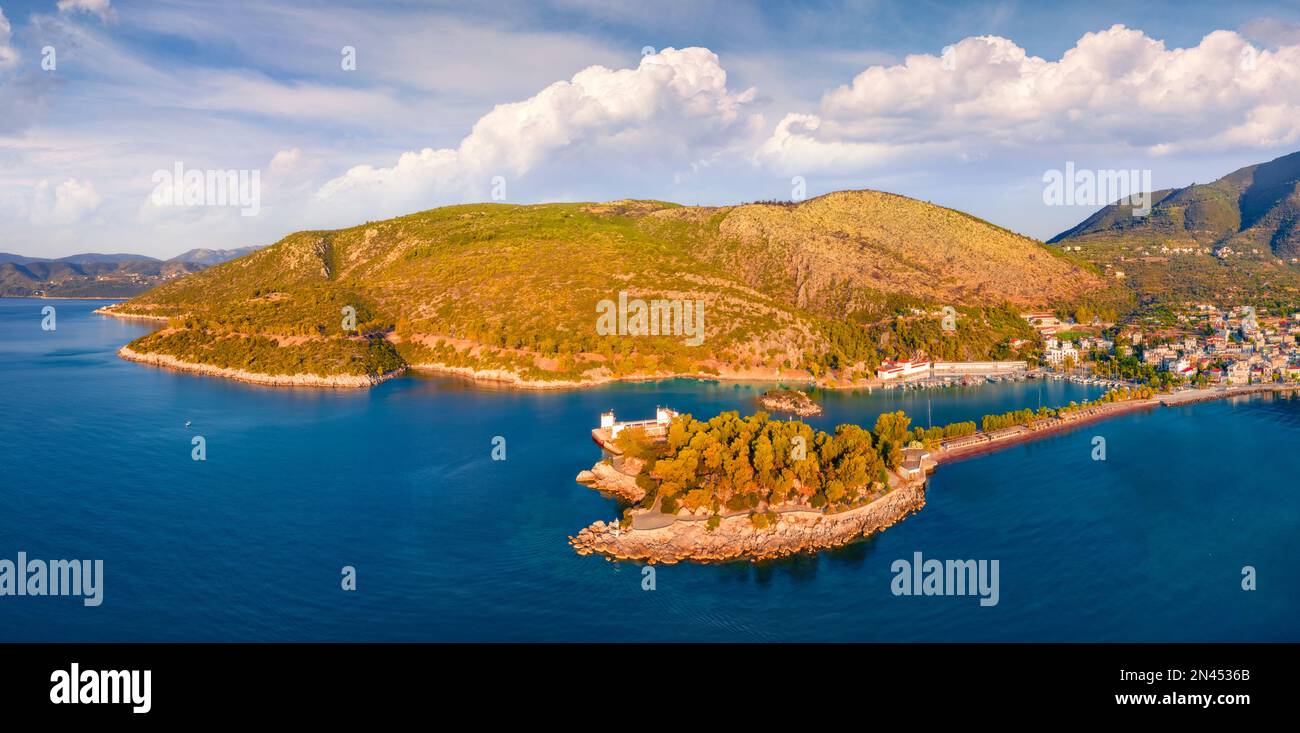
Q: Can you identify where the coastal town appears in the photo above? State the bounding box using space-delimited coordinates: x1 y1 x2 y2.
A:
873 302 1300 390
1022 303 1300 387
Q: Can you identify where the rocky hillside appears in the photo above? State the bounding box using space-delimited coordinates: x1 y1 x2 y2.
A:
104 191 1111 385
1050 151 1300 306
1050 151 1300 256
703 190 1102 317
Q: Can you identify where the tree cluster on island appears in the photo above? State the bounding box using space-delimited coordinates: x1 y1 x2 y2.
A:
613 410 916 529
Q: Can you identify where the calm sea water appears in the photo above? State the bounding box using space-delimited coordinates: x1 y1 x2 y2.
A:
1 298 1296 641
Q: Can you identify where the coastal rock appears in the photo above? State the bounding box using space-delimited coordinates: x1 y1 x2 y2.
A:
570 480 926 563
575 460 644 503
408 361 607 390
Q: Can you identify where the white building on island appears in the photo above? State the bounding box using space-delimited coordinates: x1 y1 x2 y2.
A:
600 407 679 439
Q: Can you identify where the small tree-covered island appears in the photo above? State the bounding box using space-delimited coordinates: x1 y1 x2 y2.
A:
757 387 823 416
572 409 938 563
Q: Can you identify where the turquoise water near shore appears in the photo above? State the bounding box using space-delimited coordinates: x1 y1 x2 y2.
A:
1 298 1297 641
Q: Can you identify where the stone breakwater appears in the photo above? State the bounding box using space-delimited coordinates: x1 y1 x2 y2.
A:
569 480 927 564
118 346 404 389
936 399 1158 463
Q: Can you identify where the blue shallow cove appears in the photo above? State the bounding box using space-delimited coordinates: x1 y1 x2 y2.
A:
1 298 1297 641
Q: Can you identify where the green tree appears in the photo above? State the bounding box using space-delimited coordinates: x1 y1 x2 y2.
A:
873 411 911 469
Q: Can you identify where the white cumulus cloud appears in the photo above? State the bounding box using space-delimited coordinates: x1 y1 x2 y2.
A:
30 178 103 225
755 25 1300 173
315 47 760 218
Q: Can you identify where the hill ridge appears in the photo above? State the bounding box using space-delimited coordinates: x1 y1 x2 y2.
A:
104 189 1116 386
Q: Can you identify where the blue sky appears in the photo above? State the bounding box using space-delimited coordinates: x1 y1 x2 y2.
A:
3 0 1300 258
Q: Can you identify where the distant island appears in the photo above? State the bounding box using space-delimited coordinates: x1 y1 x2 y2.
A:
758 387 822 416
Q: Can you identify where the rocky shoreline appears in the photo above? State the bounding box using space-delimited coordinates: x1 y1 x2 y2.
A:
93 305 171 322
569 480 927 564
408 362 613 390
117 346 405 388
574 459 646 503
97 306 880 393
410 361 835 392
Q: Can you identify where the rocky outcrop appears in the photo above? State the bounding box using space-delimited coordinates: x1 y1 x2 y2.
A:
575 459 645 503
117 346 404 389
569 480 927 564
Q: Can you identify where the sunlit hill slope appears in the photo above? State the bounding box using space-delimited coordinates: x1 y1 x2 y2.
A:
106 191 1114 385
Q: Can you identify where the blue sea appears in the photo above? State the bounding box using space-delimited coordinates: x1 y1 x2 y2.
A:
1 298 1296 641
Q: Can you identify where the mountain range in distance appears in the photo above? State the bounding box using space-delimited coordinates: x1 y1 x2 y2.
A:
0 247 264 298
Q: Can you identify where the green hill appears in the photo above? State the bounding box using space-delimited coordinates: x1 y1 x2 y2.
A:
1050 151 1300 255
1050 151 1300 307
106 191 1114 385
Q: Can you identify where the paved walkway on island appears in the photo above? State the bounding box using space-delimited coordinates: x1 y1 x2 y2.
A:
627 469 911 531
